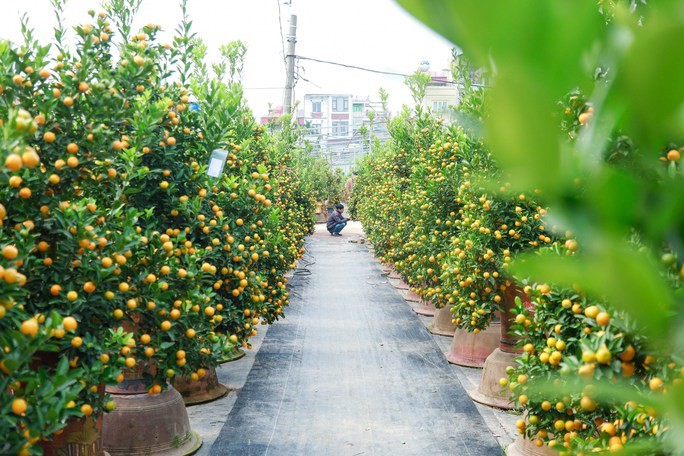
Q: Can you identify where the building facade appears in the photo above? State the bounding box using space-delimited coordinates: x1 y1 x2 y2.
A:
422 71 460 119
258 94 390 174
301 94 390 174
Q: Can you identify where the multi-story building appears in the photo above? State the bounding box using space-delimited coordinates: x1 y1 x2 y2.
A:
302 93 351 139
258 94 390 174
301 93 390 174
423 70 460 118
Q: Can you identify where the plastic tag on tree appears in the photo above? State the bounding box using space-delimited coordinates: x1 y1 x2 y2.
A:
207 149 228 178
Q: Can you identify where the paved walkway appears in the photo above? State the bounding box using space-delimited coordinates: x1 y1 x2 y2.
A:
206 222 503 455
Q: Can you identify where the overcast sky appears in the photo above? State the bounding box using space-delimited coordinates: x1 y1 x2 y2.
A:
0 0 455 117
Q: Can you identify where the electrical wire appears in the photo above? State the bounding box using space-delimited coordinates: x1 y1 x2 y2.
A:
292 54 487 88
296 74 321 89
292 239 316 278
292 55 410 78
276 0 287 82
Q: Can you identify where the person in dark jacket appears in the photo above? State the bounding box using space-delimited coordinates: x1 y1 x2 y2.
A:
327 203 349 236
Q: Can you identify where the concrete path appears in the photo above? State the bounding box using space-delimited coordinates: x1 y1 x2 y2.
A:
207 221 503 455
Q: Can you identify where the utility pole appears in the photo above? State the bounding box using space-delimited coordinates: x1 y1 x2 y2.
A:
283 14 297 115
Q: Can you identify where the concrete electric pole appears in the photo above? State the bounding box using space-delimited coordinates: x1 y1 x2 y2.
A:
283 14 297 115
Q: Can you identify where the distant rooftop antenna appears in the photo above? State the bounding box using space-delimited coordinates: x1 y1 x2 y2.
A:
418 60 430 72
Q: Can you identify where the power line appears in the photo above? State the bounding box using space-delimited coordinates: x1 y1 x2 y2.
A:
296 71 321 89
293 55 409 78
293 54 488 88
276 0 287 81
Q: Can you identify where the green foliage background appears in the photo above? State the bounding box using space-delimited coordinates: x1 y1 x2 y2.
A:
398 0 684 453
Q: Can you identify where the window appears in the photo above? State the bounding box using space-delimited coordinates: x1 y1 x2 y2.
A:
432 100 448 112
311 101 321 113
353 103 363 113
332 96 348 112
308 124 321 135
332 121 348 136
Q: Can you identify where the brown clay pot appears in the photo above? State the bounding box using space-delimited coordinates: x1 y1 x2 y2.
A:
315 211 327 223
468 285 526 409
499 284 530 351
102 316 201 454
30 353 108 456
428 305 458 336
174 365 229 406
507 436 559 456
389 277 410 290
402 287 421 303
445 321 501 368
468 347 518 409
103 364 201 456
412 297 436 316
42 412 109 456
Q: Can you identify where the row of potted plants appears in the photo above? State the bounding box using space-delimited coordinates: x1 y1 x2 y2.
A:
1 1 316 454
353 39 682 454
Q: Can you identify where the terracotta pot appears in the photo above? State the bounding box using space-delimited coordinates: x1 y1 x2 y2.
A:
468 286 525 409
500 285 530 351
103 316 201 453
42 411 109 456
445 321 501 368
507 436 559 456
174 365 228 406
428 305 458 336
315 212 327 223
402 287 421 303
30 353 109 456
389 277 410 290
468 348 518 409
103 378 201 455
412 297 435 316
388 268 401 280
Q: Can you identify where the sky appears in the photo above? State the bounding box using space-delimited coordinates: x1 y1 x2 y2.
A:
0 0 456 117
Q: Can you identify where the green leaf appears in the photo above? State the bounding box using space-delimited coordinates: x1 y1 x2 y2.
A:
643 177 684 247
486 80 561 192
398 0 605 194
512 244 673 345
611 13 684 153
667 384 684 453
588 167 639 233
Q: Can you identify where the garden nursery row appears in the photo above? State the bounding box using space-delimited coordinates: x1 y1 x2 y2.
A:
350 1 684 455
0 1 346 454
2 0 684 456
